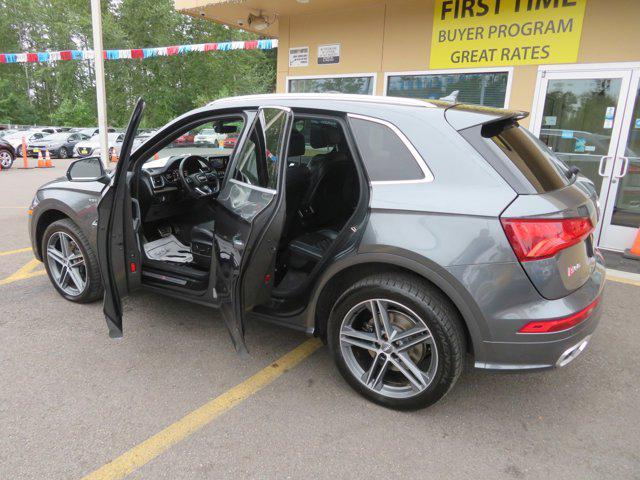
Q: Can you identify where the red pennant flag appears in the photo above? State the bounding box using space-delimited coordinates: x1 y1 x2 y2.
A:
131 49 143 59
204 43 217 51
0 54 6 63
26 53 38 62
103 50 107 59
244 40 258 50
60 50 72 60
167 46 178 56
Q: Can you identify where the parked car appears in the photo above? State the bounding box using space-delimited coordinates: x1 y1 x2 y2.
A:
74 132 124 157
26 131 92 159
222 135 238 149
109 130 155 159
4 130 48 155
193 127 225 146
74 127 117 137
174 132 195 143
0 128 19 138
28 94 604 410
0 137 15 169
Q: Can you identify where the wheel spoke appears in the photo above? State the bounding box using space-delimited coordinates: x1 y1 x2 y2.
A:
68 253 84 268
394 326 432 352
389 352 428 391
368 301 383 341
58 266 69 287
340 327 378 352
369 300 393 339
363 353 389 391
67 267 85 291
59 233 70 257
47 247 66 266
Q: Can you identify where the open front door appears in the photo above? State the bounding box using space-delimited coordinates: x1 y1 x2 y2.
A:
96 99 145 338
214 106 292 354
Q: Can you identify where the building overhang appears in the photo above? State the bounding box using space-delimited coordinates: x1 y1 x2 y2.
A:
174 0 383 38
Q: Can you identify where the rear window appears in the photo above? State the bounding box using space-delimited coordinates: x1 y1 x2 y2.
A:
349 117 424 182
484 122 569 193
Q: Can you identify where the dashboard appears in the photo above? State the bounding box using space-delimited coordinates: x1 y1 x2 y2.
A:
143 154 229 193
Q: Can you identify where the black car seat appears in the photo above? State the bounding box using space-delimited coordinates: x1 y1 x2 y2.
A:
299 125 357 229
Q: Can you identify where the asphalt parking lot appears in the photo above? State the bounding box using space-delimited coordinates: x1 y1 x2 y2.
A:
1 163 639 479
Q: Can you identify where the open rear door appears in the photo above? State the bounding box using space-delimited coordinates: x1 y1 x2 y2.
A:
214 107 292 354
96 99 145 338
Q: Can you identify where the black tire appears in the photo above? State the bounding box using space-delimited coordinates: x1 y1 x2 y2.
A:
327 273 466 410
41 218 103 303
0 148 14 169
58 147 68 159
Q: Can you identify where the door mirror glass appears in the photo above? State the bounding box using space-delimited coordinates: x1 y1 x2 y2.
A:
66 157 106 181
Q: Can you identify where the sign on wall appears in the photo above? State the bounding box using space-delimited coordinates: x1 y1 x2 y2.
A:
289 47 309 67
318 44 340 65
430 0 587 69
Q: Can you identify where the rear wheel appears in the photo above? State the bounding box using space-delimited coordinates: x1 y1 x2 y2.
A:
328 273 466 410
42 219 103 303
0 149 14 169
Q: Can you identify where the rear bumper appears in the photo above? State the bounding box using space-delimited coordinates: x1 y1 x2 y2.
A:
448 255 606 372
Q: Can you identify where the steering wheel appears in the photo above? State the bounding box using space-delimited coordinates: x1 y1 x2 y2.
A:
178 155 220 198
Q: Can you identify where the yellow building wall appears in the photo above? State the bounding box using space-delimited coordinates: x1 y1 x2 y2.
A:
276 0 640 124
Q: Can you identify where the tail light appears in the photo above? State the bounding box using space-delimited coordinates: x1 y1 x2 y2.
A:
519 297 600 333
500 217 593 262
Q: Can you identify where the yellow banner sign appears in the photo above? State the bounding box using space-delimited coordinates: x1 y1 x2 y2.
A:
430 0 587 69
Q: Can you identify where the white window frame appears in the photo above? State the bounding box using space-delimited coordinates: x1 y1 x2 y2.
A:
383 66 514 108
285 72 377 95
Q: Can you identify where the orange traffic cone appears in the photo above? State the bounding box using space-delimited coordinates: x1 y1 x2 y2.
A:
36 151 44 168
623 228 640 260
154 152 159 160
110 148 118 163
20 136 30 169
44 150 53 168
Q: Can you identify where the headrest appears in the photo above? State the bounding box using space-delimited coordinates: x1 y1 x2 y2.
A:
310 127 327 149
310 125 341 148
288 129 305 157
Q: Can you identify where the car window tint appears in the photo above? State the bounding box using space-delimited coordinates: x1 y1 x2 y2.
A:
262 108 288 190
349 117 424 181
233 128 262 186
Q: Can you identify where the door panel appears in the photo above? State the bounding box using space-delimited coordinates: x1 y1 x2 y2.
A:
96 99 145 338
213 107 292 354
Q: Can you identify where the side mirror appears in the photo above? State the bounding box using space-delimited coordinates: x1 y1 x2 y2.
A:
66 157 108 183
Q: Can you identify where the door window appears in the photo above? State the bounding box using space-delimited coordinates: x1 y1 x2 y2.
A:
232 108 288 190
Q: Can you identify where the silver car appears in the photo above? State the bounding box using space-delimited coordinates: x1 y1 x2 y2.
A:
28 94 604 410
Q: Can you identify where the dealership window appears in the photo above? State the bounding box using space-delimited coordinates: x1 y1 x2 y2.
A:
386 71 510 108
288 75 375 95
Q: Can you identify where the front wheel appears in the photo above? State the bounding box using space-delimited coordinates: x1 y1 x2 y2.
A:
0 149 14 169
328 274 466 410
42 219 103 303
58 147 68 159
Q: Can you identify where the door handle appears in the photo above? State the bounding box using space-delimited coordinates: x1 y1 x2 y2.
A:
614 156 630 178
598 156 613 176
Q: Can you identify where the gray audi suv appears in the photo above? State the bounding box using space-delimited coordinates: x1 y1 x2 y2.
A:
28 94 604 410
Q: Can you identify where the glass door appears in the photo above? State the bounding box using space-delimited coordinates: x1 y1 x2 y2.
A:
599 73 640 250
531 68 634 250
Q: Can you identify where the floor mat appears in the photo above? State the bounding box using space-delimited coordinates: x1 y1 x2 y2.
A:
143 235 193 264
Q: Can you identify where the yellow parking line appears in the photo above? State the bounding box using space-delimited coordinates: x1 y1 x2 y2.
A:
0 258 46 285
607 274 640 287
0 246 32 256
81 338 324 480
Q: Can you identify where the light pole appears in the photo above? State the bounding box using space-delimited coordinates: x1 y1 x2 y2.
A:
90 0 109 169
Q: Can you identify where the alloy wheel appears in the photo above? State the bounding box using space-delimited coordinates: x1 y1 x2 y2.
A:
0 150 13 168
58 147 67 159
46 231 87 297
339 299 438 399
